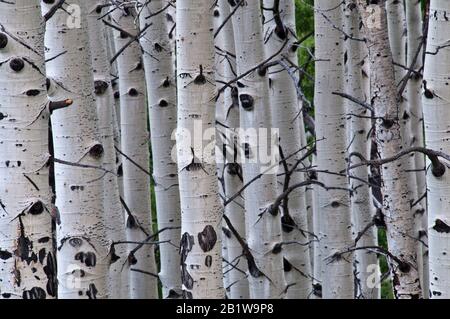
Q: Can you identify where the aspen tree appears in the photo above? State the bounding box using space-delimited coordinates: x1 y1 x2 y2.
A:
109 3 158 299
343 0 379 299
86 1 128 298
422 0 450 299
214 0 249 299
229 0 286 299
358 0 422 299
0 0 57 299
315 0 354 299
137 0 182 298
42 0 110 298
263 0 312 299
176 0 225 299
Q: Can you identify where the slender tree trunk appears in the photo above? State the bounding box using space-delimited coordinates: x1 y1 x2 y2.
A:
0 0 57 299
422 0 450 299
358 0 422 299
176 0 224 299
137 0 182 299
42 0 110 299
343 0 380 299
314 0 354 299
263 0 312 299
228 0 286 299
214 0 249 299
110 4 158 299
87 1 128 299
406 0 428 299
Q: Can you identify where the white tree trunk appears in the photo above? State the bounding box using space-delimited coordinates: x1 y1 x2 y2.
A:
343 0 379 299
110 4 158 299
406 0 428 299
42 0 110 299
176 0 224 299
314 0 354 299
137 0 182 299
214 0 249 299
229 0 286 299
263 0 312 299
0 0 56 299
86 1 128 299
358 0 422 298
422 0 450 299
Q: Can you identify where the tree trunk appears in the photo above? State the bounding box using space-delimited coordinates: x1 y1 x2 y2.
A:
406 0 428 299
109 4 158 299
42 0 110 299
137 0 182 299
343 0 380 299
422 0 450 299
263 0 312 299
358 0 422 299
314 0 354 299
87 1 128 299
229 0 286 299
0 0 57 299
176 0 224 299
214 0 250 299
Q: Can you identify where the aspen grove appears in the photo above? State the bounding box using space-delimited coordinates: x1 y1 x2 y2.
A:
1 0 450 300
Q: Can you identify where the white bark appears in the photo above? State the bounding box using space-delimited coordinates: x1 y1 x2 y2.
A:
343 0 379 299
358 0 422 298
137 0 182 299
176 0 224 299
110 4 158 299
406 0 428 299
214 0 249 299
423 0 450 299
86 1 128 299
42 0 110 299
229 0 286 299
263 0 312 299
0 0 56 299
314 0 354 299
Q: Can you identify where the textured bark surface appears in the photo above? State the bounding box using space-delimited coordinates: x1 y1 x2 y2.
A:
0 0 56 299
42 0 109 299
263 0 312 299
314 0 354 299
358 0 422 299
214 0 249 299
87 1 128 299
423 0 450 299
229 0 286 299
343 0 379 299
138 0 182 299
110 4 158 299
176 0 224 299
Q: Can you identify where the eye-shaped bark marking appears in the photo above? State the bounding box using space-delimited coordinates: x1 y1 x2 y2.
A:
69 237 83 248
433 219 450 233
180 232 194 263
283 258 292 272
89 143 104 159
0 33 7 49
0 249 12 260
205 255 212 268
29 201 44 215
197 225 217 252
94 80 109 95
10 58 25 72
239 94 254 111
